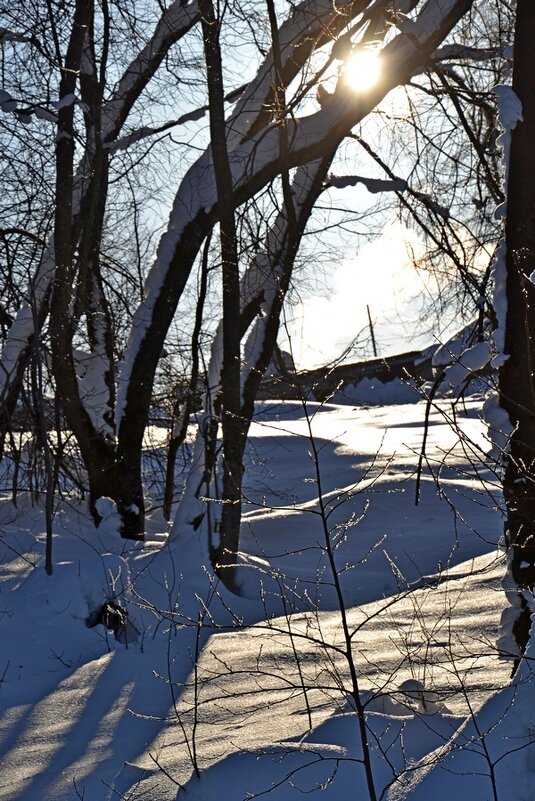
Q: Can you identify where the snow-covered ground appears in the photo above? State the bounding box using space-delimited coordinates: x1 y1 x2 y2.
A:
1 390 530 801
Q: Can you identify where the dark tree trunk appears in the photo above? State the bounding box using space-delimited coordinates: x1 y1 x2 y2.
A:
115 452 145 540
499 0 535 662
199 0 242 588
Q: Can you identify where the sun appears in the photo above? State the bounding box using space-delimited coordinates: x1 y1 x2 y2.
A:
343 49 382 92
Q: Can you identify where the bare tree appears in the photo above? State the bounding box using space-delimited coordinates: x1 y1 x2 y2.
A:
1 0 505 554
118 0 476 541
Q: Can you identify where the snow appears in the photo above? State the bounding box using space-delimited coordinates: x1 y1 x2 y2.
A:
490 240 509 368
330 376 419 405
0 389 522 801
0 305 40 407
0 27 32 44
0 91 73 123
0 1 527 796
328 174 408 193
32 106 57 122
440 341 491 391
390 652 535 801
73 349 115 438
483 391 514 459
51 93 78 110
432 324 478 367
494 84 523 131
0 90 17 112
327 175 451 218
493 85 523 219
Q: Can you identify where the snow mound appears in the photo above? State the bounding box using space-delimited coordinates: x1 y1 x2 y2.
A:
331 377 419 405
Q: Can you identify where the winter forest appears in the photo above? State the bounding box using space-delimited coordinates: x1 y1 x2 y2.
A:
1 0 535 798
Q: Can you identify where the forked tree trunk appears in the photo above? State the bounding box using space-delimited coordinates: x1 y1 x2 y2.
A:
49 0 122 531
498 0 535 663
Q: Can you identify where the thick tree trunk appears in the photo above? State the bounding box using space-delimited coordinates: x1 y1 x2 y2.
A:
499 0 535 662
115 450 145 540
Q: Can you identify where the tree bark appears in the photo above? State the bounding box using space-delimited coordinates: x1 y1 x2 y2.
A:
499 0 535 662
199 0 242 588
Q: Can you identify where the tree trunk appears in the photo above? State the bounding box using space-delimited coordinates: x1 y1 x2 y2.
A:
199 0 242 588
115 449 145 540
499 0 535 663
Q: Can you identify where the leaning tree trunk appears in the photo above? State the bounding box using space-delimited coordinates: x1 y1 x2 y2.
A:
498 0 535 665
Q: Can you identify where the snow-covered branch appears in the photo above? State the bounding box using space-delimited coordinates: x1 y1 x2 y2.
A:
431 44 502 62
327 173 450 218
224 0 377 149
101 0 199 139
0 26 43 50
105 84 247 153
0 88 84 124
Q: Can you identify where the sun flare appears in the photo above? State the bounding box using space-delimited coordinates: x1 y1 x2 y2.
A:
343 49 382 92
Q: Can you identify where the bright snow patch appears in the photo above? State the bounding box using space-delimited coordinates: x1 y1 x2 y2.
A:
0 394 514 801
